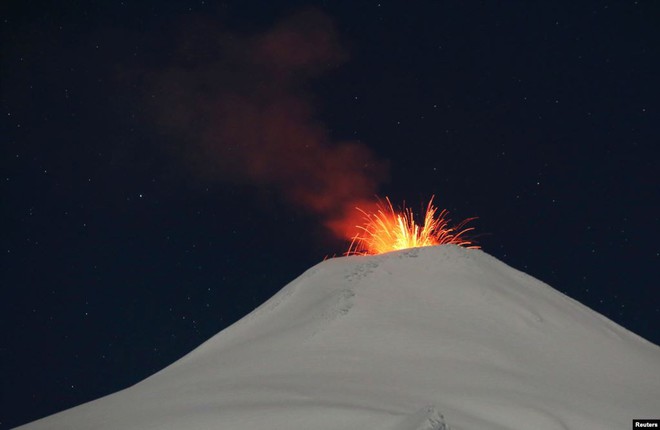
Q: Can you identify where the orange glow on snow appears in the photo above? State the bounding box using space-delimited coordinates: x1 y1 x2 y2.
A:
347 196 478 255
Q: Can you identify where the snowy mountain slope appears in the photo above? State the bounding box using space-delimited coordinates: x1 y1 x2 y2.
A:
16 245 660 430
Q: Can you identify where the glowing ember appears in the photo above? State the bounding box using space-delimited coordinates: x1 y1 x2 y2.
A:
347 196 478 255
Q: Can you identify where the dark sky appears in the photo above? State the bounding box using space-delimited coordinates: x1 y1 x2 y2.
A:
2 1 659 428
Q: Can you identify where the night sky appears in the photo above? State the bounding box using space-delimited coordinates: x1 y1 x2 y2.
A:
2 1 659 428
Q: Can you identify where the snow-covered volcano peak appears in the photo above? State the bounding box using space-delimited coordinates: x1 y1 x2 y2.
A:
17 245 660 430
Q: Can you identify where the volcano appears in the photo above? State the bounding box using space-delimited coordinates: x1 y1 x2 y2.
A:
16 246 660 430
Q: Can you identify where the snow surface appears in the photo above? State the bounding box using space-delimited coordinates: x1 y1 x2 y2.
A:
16 245 660 430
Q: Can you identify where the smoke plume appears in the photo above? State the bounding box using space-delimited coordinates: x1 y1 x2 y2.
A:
141 9 388 239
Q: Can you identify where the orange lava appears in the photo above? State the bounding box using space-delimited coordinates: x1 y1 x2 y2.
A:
347 196 478 255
